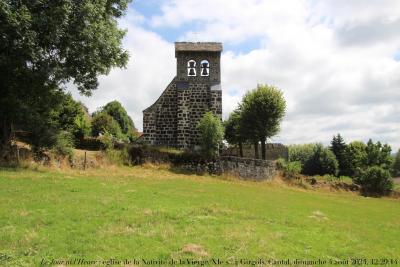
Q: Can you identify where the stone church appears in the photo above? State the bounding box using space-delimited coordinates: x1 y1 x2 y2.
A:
143 42 223 148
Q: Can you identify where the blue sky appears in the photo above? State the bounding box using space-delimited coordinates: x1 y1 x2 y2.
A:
70 0 400 151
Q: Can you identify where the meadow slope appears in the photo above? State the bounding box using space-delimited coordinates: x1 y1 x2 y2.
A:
0 165 399 266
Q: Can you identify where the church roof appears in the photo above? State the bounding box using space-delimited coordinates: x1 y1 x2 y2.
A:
175 42 223 52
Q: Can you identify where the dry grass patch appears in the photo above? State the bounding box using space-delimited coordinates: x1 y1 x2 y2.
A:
181 244 209 257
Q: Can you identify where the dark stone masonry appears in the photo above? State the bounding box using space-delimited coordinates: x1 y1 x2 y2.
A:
143 42 223 149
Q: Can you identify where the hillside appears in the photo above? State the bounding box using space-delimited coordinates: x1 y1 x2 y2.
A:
0 166 399 266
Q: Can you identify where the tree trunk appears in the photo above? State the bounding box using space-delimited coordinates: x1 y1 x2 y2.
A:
239 141 243 157
261 137 266 160
254 141 259 159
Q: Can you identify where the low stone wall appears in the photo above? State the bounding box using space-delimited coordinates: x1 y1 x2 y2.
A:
138 149 277 180
220 156 276 180
177 156 276 181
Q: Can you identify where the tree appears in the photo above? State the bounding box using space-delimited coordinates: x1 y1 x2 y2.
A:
365 139 393 172
197 112 224 158
330 134 347 176
97 100 136 141
73 112 91 141
392 149 400 177
354 166 393 196
343 141 367 177
239 84 286 159
91 113 123 140
224 109 245 157
303 144 339 176
288 143 317 166
0 0 131 157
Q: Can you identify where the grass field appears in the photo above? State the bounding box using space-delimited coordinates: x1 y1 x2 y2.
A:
0 165 399 266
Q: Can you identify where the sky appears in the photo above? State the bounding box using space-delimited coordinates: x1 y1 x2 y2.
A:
69 0 400 151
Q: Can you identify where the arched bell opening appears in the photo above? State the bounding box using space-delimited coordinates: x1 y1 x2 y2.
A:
200 60 209 76
187 60 196 76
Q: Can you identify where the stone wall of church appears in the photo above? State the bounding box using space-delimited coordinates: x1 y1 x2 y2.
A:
143 79 222 148
143 80 178 146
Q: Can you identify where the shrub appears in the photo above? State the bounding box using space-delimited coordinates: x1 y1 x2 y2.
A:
277 158 302 179
303 144 338 176
354 166 393 195
288 144 316 166
197 112 224 158
99 132 114 150
104 148 130 166
52 131 74 159
76 137 103 151
128 145 144 165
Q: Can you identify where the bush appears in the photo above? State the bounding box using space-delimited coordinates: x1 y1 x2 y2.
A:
277 158 302 179
303 144 338 176
288 144 316 166
128 145 144 165
197 112 224 158
99 132 114 150
104 148 130 166
354 166 393 195
52 131 74 159
76 137 103 151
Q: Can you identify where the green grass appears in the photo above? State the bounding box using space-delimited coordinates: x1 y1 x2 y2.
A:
0 165 399 266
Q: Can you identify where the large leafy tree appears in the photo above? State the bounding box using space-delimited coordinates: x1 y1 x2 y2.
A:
91 113 123 140
344 141 367 177
365 139 393 172
224 109 245 157
239 84 286 159
99 100 136 141
0 0 131 156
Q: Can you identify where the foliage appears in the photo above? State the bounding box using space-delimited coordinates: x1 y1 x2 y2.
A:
51 131 74 159
303 144 339 176
224 109 245 156
365 139 393 172
98 131 114 150
277 159 302 179
91 113 123 140
239 84 286 159
330 134 347 176
104 148 130 166
197 112 224 158
288 144 317 166
392 149 400 177
97 101 136 141
75 137 103 151
0 0 130 156
354 166 394 195
224 109 245 146
50 93 91 143
73 112 91 141
343 141 367 177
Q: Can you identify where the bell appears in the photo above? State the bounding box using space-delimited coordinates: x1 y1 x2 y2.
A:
189 68 195 76
201 66 208 76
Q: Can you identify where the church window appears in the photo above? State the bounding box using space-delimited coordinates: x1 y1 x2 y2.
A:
187 60 196 76
201 60 209 76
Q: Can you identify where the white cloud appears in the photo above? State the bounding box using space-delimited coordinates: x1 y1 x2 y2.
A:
70 0 400 151
69 20 175 131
